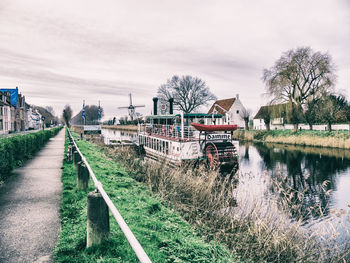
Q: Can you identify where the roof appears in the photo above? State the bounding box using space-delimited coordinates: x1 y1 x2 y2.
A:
208 98 236 115
254 103 287 119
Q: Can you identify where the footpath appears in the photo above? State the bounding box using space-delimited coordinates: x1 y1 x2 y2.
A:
0 129 65 263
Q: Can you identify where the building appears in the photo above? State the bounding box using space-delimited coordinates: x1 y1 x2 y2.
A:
0 91 12 134
26 105 42 130
207 94 247 128
253 104 287 130
0 87 27 132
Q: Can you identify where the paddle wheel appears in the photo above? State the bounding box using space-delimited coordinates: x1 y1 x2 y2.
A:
204 141 238 168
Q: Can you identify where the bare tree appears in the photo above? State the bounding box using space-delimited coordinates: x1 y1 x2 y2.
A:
45 106 55 116
157 75 217 113
263 47 336 130
240 108 251 130
62 105 73 127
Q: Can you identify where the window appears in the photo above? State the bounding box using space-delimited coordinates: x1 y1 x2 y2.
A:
236 110 239 114
0 120 3 130
0 106 2 116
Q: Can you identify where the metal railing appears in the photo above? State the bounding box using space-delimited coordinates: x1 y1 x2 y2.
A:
67 128 152 263
138 124 199 141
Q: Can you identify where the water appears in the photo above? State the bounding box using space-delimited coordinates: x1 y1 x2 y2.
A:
101 128 350 235
237 141 350 244
101 128 137 145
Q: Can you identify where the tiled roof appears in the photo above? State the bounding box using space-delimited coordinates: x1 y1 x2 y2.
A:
208 98 236 115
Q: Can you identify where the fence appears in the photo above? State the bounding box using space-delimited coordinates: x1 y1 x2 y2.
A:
67 128 152 263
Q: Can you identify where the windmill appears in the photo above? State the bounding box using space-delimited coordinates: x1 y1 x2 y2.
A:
118 93 145 121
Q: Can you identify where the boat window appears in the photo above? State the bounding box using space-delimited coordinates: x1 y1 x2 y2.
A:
165 142 169 155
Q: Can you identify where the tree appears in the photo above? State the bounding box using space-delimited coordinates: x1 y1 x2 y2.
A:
45 106 55 116
285 102 304 131
239 108 251 130
62 105 73 127
263 47 336 130
318 94 348 131
70 105 104 125
304 99 320 130
157 75 216 113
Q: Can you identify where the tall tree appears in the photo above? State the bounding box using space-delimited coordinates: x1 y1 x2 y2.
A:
157 75 216 113
239 108 251 130
318 94 348 131
70 105 104 125
263 47 336 130
62 105 73 127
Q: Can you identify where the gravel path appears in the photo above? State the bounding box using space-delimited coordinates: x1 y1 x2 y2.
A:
0 129 65 263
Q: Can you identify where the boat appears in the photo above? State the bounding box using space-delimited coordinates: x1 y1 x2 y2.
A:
137 98 239 168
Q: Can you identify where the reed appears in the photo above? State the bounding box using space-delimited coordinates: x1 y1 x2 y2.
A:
103 145 350 262
234 130 350 149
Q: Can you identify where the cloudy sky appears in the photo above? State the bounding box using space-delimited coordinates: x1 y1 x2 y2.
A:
0 0 349 119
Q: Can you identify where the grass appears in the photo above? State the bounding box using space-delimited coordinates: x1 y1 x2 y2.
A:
54 130 241 263
233 129 350 149
97 141 350 262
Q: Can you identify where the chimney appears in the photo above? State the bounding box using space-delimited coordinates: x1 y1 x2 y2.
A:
236 94 239 100
153 97 158 115
169 98 174 114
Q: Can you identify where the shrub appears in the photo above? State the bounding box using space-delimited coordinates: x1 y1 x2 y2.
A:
0 127 62 181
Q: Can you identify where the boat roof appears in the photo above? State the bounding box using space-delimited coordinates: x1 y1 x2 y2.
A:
146 113 223 119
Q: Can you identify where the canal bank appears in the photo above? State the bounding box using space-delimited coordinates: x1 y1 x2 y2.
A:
59 130 350 262
234 129 350 149
55 130 241 263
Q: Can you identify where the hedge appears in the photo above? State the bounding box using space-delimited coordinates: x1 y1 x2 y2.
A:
0 126 63 180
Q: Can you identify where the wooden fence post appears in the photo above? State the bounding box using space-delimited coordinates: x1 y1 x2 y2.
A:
73 151 81 169
77 161 89 190
87 191 110 247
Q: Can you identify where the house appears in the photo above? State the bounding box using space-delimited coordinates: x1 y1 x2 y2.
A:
253 104 287 130
26 105 42 130
0 91 12 134
207 94 247 128
0 87 27 132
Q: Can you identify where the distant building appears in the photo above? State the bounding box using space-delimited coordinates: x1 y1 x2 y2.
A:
0 91 12 134
0 87 27 132
207 94 247 128
253 104 287 130
27 105 42 130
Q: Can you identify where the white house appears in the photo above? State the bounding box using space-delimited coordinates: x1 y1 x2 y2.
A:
253 104 286 130
0 92 12 134
207 94 247 128
27 106 42 130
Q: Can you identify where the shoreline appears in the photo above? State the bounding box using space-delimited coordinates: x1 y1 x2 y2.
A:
101 124 138 132
234 130 350 150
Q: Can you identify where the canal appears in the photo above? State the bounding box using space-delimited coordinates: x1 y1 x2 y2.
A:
102 128 350 239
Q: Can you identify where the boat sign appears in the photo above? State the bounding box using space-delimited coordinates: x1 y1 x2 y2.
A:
206 133 231 141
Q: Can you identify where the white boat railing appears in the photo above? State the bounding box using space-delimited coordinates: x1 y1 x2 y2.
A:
138 124 199 141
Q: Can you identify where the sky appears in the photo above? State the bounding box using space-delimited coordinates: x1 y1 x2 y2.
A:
0 0 349 120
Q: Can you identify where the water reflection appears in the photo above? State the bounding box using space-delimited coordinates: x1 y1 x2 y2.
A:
101 129 137 144
239 142 350 220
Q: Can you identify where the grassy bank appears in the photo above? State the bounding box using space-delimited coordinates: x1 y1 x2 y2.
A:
95 141 350 262
54 130 241 262
101 125 138 131
234 129 350 149
0 127 62 183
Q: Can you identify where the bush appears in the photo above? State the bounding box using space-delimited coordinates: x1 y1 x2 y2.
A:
0 127 62 181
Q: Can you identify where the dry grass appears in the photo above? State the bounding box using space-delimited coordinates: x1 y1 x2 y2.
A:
98 144 350 262
265 134 350 149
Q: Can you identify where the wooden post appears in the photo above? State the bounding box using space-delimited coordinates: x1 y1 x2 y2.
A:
77 161 89 190
87 191 110 247
73 151 81 169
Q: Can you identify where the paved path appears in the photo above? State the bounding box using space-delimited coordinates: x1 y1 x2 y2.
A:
0 129 65 263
